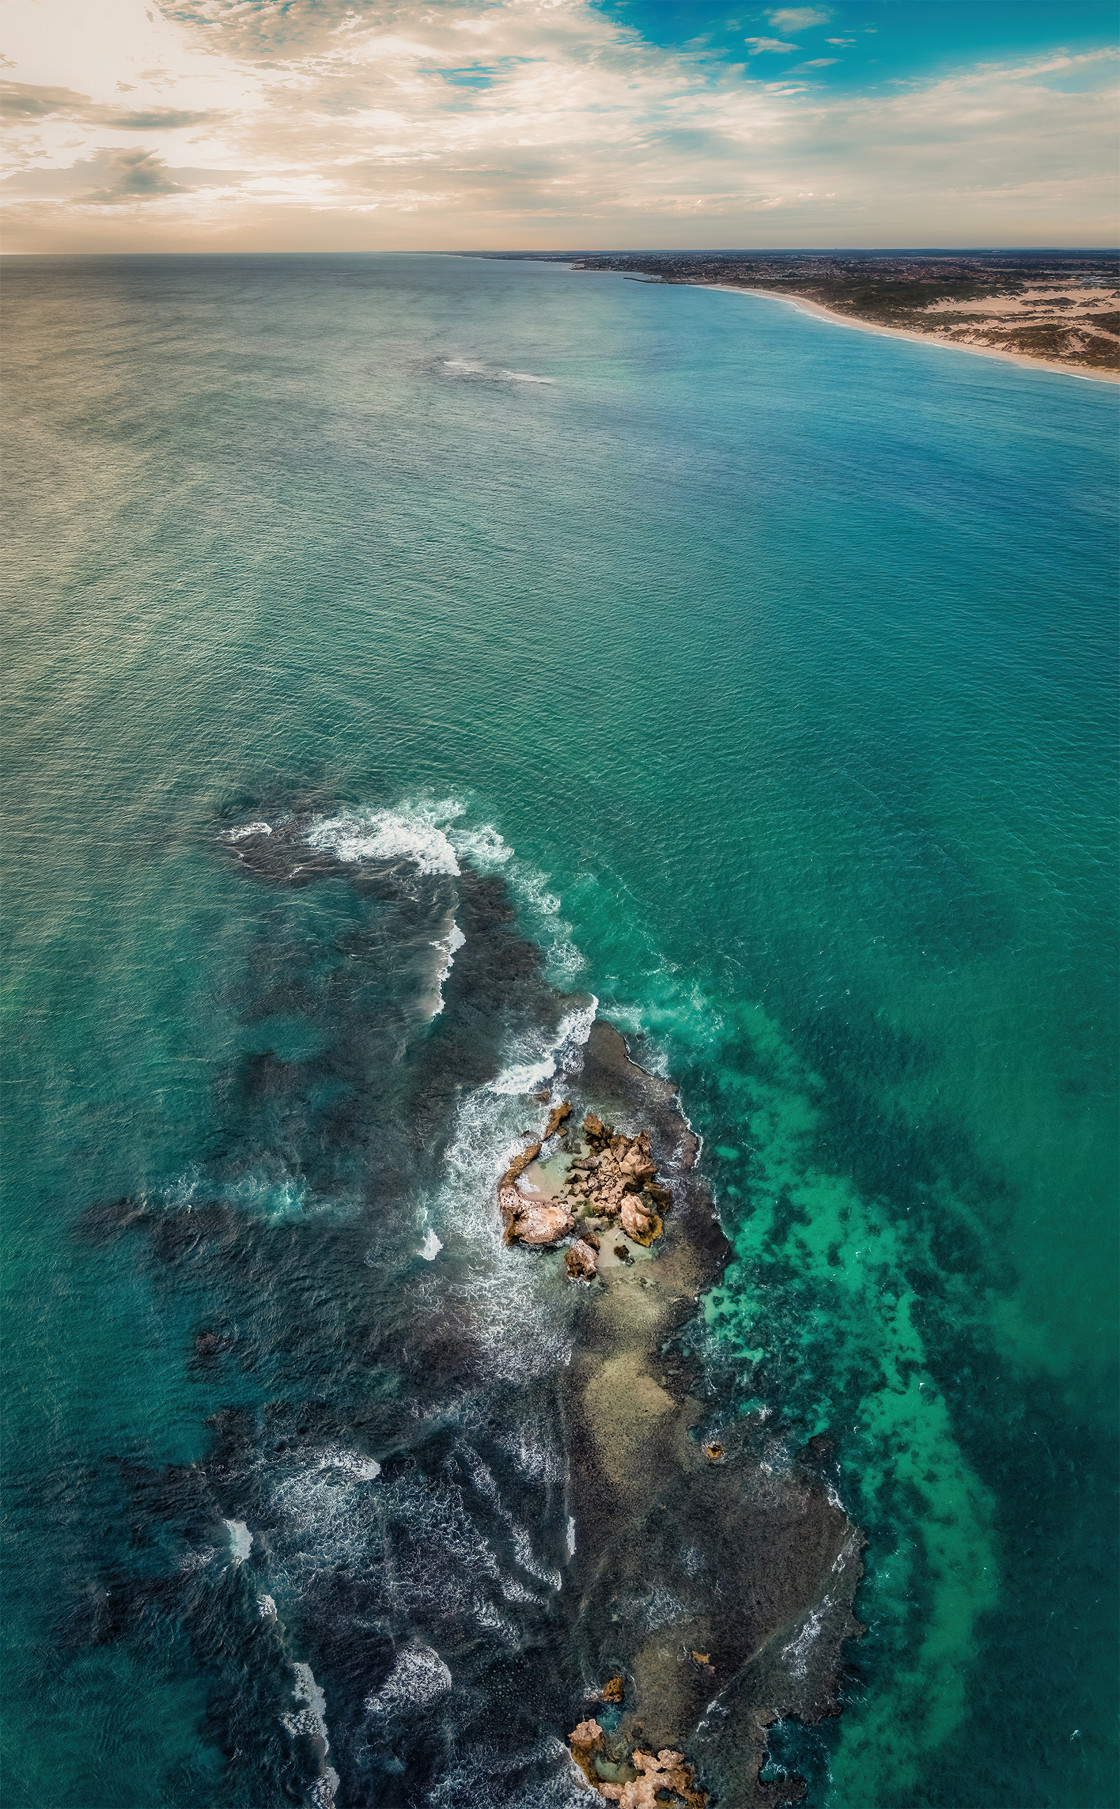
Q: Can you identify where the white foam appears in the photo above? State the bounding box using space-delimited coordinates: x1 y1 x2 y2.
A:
781 1605 825 1677
281 1664 339 1805
221 820 271 841
445 817 584 981
417 1003 599 1382
639 1584 688 1632
431 920 466 1015
420 1228 443 1261
179 1547 215 1574
566 1516 576 1557
223 1518 253 1563
257 1593 277 1620
309 1770 340 1809
313 1445 382 1482
364 1645 452 1716
488 999 598 1096
306 807 461 876
441 357 554 385
283 1662 330 1746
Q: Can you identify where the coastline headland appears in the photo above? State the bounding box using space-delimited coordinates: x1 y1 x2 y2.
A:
464 249 1120 382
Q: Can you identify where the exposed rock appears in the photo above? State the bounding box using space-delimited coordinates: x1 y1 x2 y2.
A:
497 1183 524 1225
507 1201 575 1247
600 1674 625 1705
599 1748 707 1809
619 1197 661 1246
491 1020 861 1804
502 1140 541 1186
499 1101 667 1248
566 1239 600 1281
544 1100 573 1140
569 1719 606 1787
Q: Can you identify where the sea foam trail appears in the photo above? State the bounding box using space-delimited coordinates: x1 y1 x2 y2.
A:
305 806 461 875
440 356 555 384
431 921 467 1015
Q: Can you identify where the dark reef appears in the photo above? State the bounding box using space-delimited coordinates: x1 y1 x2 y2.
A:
67 806 862 1807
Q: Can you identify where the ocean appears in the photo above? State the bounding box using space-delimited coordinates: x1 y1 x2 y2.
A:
2 251 1116 1808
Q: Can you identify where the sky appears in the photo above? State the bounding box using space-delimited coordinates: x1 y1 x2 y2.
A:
1 0 1116 252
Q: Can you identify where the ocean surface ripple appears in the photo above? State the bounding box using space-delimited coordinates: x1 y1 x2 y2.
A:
2 253 1116 1809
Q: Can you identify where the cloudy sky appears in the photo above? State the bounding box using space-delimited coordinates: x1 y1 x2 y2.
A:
2 0 1116 251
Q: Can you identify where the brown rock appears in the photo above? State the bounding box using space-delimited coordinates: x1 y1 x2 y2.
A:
500 1140 541 1188
544 1100 573 1140
620 1197 662 1245
583 1112 606 1140
568 1720 606 1787
506 1201 575 1246
619 1144 657 1186
498 1183 523 1223
565 1239 600 1281
599 1749 707 1808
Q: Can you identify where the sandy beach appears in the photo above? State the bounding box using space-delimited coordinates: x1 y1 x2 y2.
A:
701 284 1120 384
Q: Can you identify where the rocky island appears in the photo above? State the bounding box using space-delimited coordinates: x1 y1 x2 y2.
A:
498 1017 864 1806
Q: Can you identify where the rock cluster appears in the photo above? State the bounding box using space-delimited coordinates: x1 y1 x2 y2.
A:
561 1114 668 1250
498 1105 672 1277
568 1721 706 1808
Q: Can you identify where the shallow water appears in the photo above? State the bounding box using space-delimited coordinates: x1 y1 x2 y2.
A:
3 252 1116 1807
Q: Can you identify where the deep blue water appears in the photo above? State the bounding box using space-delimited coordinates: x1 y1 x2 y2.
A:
2 252 1117 1807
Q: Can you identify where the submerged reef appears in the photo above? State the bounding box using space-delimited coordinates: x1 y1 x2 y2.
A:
500 1019 864 1805
70 803 861 1808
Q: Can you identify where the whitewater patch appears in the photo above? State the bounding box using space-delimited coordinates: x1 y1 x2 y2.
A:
440 357 554 385
364 1645 452 1717
300 796 584 983
221 820 272 841
487 998 598 1096
415 998 597 1382
283 1663 339 1808
223 1518 253 1563
431 921 466 1015
306 805 461 876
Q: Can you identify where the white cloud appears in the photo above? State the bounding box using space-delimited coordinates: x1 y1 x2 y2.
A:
768 7 831 31
745 37 798 54
1 0 1115 251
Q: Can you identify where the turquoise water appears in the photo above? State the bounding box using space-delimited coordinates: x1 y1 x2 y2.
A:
3 253 1116 1807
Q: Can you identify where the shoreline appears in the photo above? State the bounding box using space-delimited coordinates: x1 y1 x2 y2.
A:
698 283 1120 384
